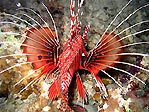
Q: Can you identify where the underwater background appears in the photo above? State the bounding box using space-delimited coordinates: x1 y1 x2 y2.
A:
0 0 149 112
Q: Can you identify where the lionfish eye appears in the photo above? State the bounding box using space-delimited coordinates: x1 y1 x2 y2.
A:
38 55 42 60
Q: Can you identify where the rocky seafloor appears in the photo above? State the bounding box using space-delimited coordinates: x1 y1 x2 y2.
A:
0 0 149 112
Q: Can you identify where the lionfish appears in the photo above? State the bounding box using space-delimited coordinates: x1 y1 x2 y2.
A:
0 0 149 111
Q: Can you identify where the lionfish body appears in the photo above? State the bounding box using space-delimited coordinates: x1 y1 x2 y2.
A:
22 0 124 100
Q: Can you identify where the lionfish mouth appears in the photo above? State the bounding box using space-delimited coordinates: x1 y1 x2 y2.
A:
0 0 149 112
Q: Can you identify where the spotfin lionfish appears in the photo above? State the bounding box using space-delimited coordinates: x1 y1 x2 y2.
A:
0 0 149 111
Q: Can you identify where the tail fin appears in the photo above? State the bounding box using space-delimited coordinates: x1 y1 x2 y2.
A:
48 78 61 99
76 73 87 101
